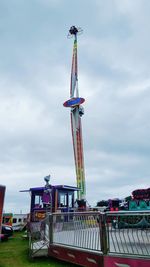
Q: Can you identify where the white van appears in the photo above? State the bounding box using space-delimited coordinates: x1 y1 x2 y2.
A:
12 214 27 231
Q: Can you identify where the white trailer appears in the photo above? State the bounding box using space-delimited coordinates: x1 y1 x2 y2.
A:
12 213 27 231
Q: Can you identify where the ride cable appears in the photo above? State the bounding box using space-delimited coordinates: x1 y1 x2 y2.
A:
63 26 86 201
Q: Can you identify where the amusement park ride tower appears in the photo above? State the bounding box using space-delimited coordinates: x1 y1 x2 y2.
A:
63 26 86 202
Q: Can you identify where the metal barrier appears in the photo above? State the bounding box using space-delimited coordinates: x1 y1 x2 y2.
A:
105 211 150 257
29 215 50 257
28 210 150 259
52 212 102 252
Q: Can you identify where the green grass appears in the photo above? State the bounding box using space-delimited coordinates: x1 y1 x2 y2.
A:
0 232 77 267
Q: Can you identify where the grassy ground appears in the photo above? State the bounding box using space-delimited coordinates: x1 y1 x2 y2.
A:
0 232 77 267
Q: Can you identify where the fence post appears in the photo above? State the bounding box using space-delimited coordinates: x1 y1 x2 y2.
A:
49 213 53 245
100 213 108 255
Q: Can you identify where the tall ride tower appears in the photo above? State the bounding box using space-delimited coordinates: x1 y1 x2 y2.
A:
63 26 86 201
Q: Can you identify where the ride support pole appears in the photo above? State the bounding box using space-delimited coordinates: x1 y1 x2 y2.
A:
100 213 108 255
49 214 53 245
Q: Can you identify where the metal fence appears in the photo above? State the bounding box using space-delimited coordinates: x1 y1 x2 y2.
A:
105 211 150 257
29 210 150 258
29 215 50 257
52 212 102 252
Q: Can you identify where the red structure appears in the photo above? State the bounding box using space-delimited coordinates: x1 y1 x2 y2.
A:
0 185 6 238
132 188 150 200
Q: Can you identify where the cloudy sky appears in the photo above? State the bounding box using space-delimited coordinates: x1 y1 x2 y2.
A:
1 0 150 213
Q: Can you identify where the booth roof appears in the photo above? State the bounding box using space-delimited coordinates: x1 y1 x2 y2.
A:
20 185 80 193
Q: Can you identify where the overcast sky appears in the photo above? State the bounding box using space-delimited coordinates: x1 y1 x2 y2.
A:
1 0 150 213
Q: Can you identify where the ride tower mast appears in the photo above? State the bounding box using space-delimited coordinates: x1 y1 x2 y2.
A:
63 26 86 202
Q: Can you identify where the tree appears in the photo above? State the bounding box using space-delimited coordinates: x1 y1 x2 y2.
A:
125 195 132 202
96 200 108 207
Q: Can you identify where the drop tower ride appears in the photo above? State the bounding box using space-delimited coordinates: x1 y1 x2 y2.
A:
63 26 86 202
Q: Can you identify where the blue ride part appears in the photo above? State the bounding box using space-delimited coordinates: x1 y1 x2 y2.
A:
63 97 85 108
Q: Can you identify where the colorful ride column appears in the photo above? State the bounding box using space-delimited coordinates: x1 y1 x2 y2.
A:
63 26 86 201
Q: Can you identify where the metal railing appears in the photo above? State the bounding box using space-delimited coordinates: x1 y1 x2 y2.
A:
28 210 150 258
105 211 150 257
28 215 50 257
52 212 102 252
